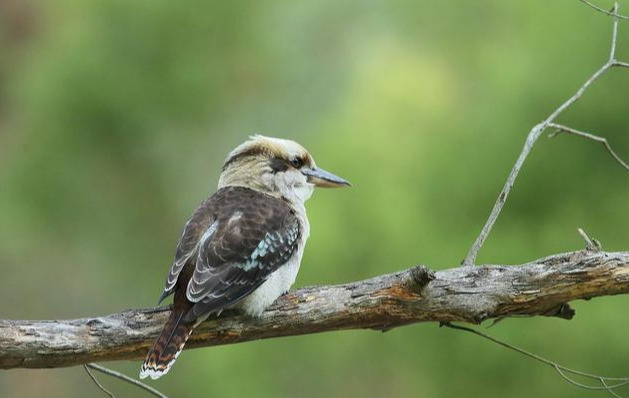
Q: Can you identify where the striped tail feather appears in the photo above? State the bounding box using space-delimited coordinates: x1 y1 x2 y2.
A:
140 308 193 379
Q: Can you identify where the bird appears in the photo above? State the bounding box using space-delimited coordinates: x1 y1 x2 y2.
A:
140 135 350 379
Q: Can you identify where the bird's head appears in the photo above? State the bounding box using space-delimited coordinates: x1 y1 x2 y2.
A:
218 135 350 205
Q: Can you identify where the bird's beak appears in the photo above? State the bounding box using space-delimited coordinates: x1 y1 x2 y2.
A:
301 167 351 188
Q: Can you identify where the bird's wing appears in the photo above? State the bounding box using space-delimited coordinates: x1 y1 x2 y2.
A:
158 196 216 303
161 187 301 321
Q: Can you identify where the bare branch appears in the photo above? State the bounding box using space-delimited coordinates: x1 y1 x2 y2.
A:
462 3 628 266
444 323 629 397
610 3 620 61
85 363 169 398
84 365 115 398
1 250 628 369
579 0 628 20
576 227 604 252
462 123 543 267
548 123 629 171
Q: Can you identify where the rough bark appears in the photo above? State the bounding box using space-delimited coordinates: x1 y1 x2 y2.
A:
1 249 628 370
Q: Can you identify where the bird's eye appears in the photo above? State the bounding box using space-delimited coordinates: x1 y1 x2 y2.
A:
290 157 303 168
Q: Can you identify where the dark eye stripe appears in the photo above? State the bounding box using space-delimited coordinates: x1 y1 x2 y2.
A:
269 157 289 173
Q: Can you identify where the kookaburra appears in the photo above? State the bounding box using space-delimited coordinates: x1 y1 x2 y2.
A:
140 135 350 379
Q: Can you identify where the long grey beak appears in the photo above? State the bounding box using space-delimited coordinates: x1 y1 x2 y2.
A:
302 167 351 188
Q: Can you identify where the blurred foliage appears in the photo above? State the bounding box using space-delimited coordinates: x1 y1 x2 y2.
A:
1 0 629 397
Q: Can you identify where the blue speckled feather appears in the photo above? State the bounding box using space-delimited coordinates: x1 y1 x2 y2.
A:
158 186 301 323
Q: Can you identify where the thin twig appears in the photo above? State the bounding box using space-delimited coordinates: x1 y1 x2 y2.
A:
548 123 629 171
603 379 628 398
614 61 629 67
85 363 169 398
553 366 629 392
579 0 629 20
462 2 626 266
84 364 116 398
443 323 629 397
576 227 603 252
578 227 595 249
610 3 620 60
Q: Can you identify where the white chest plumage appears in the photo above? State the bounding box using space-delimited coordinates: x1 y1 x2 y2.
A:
239 203 310 316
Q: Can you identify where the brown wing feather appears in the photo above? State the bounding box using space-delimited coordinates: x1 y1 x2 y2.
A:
159 197 216 303
159 187 300 317
184 187 300 321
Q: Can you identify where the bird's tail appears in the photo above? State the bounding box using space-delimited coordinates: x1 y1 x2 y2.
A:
140 308 193 380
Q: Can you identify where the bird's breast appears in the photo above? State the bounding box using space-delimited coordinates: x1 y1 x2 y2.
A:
239 213 309 317
238 248 304 316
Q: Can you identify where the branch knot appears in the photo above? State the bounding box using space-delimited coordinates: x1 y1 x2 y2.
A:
405 265 435 292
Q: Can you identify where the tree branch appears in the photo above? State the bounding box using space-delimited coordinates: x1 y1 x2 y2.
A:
443 323 629 397
83 365 115 398
579 0 629 20
85 363 169 398
548 123 629 171
1 249 628 370
462 1 628 266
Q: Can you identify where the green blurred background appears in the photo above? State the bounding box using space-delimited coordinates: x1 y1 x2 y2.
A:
1 0 628 397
